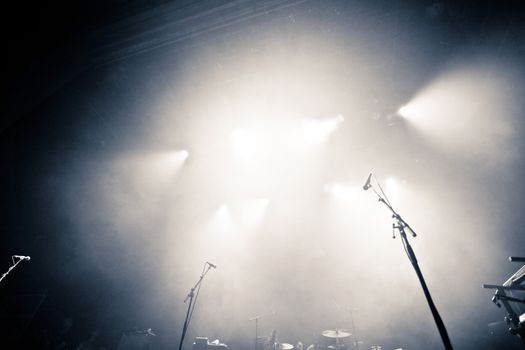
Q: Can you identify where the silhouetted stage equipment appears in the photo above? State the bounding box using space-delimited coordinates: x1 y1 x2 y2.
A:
253 329 294 350
307 329 352 350
192 337 228 350
256 338 294 350
321 329 351 339
362 172 453 350
483 256 525 339
117 328 156 350
179 262 216 350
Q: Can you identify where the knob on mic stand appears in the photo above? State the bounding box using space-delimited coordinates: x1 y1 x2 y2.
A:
362 173 373 191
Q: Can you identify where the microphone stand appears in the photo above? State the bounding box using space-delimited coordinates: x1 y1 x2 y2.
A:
178 263 214 350
0 256 29 284
368 184 453 350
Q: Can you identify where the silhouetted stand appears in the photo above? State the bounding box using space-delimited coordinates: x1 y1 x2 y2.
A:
374 195 453 350
178 264 213 350
0 256 29 284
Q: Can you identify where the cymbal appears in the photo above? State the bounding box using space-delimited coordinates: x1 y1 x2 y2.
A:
321 329 351 338
279 343 294 350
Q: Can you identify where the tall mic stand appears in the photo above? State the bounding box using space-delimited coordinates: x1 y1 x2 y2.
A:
367 182 453 350
178 263 214 350
0 256 30 284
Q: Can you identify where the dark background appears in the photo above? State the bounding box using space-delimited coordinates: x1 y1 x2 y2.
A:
1 1 525 349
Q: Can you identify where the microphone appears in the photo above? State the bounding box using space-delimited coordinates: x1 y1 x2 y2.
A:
362 173 373 191
13 255 30 261
206 261 217 269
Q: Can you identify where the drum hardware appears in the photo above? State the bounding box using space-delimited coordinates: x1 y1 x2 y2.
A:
319 329 351 350
332 301 361 350
483 256 525 339
321 329 351 339
249 311 276 350
192 337 228 350
251 329 294 350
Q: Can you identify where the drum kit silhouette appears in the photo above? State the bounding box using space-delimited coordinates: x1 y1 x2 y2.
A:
256 328 357 350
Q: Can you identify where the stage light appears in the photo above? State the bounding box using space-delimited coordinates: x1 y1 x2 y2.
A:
206 204 234 237
397 105 414 118
180 149 189 160
167 149 189 166
397 63 519 162
303 114 344 145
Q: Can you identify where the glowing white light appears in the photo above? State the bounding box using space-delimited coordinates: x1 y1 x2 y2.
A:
180 149 189 160
230 128 257 159
303 115 343 145
166 149 189 166
385 177 399 190
397 105 415 118
207 204 234 237
397 64 519 163
217 204 229 215
324 183 356 200
383 177 406 202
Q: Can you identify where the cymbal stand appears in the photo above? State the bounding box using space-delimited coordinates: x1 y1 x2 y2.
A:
178 263 214 350
249 311 275 350
333 301 359 350
365 176 453 350
348 309 359 350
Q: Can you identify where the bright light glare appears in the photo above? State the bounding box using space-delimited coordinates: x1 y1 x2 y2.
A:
385 177 399 191
202 200 268 256
303 114 344 145
230 128 257 159
206 204 234 237
397 105 414 118
382 177 406 204
179 149 189 160
123 149 188 189
324 183 357 201
399 64 518 161
228 115 343 169
152 149 189 181
167 149 189 165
